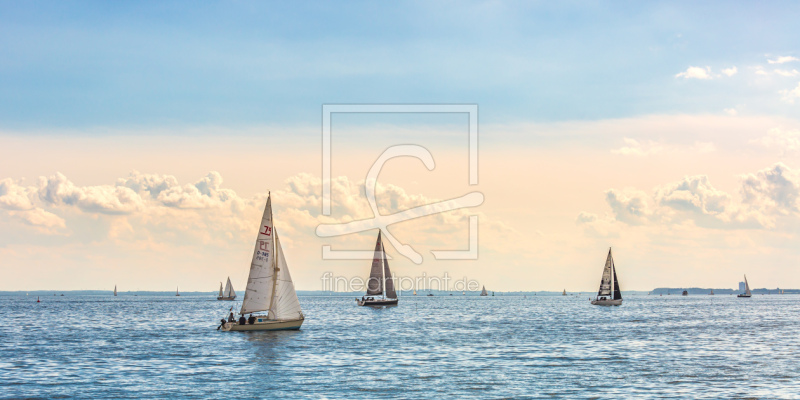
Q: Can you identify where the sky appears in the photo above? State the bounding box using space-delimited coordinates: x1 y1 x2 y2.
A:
1 1 799 292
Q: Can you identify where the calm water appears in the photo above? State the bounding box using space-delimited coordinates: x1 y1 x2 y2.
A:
1 293 798 399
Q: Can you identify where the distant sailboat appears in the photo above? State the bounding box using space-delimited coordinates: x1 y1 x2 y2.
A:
710 289 714 295
738 275 752 298
591 247 623 306
221 193 304 331
480 286 488 296
114 285 117 297
413 289 417 296
176 286 180 296
562 289 567 296
357 231 398 306
682 290 688 296
217 277 236 300
462 291 465 296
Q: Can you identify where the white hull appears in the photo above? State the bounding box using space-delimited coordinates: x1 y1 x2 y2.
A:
222 317 303 332
591 299 622 306
217 296 236 301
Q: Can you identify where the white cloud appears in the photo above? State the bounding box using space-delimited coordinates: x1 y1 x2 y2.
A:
38 172 144 215
774 69 800 77
780 82 800 104
676 66 712 80
9 208 66 234
724 108 737 116
0 178 37 210
580 163 800 231
721 66 737 77
768 56 799 64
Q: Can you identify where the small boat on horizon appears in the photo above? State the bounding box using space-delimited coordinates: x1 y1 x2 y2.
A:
591 247 623 306
113 285 117 297
176 286 180 296
682 290 688 296
356 231 398 307
221 193 304 331
562 289 567 296
480 286 488 296
738 275 752 298
710 289 714 295
217 277 237 301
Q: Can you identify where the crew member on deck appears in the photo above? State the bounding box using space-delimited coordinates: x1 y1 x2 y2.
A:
238 315 246 325
248 314 256 324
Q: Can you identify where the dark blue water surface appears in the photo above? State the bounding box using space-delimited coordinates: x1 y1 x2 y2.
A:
1 293 798 399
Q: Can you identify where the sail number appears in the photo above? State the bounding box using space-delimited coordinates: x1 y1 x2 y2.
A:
260 225 272 236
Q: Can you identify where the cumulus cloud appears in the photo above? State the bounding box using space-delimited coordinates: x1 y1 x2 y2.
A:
0 178 37 210
768 56 799 64
724 108 737 116
676 66 712 80
38 172 144 214
9 208 66 233
721 66 738 77
579 163 800 231
774 69 800 77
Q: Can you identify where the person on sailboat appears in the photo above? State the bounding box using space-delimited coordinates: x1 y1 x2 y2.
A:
238 315 246 325
228 312 235 323
248 314 256 324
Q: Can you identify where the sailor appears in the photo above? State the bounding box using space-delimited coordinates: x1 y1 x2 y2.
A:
238 314 246 325
248 314 256 324
228 312 235 323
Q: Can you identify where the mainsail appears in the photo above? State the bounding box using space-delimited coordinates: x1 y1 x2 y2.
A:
480 286 488 296
366 231 385 296
597 248 622 300
364 231 396 299
744 275 752 296
240 194 303 319
224 277 235 298
114 285 117 296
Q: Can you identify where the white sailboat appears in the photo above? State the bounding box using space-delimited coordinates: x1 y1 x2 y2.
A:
176 286 180 296
221 193 303 331
480 286 488 296
562 289 567 296
113 285 117 296
217 277 236 300
710 289 714 295
738 275 752 298
357 231 398 306
591 247 623 306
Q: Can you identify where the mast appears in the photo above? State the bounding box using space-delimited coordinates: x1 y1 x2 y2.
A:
267 200 279 318
381 233 386 299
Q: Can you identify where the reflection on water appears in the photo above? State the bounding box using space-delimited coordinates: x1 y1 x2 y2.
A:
1 294 799 398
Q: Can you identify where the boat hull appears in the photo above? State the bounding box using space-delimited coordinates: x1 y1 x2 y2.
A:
591 299 622 306
222 317 304 332
216 296 236 301
737 294 752 298
357 298 398 306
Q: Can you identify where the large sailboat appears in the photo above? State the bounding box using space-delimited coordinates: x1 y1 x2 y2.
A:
221 193 304 331
217 277 236 301
591 247 623 306
480 286 488 296
357 231 398 306
738 275 752 298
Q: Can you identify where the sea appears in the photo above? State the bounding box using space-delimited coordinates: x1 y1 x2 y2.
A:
1 293 798 399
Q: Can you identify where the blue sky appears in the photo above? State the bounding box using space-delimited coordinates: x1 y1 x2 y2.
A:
2 1 798 131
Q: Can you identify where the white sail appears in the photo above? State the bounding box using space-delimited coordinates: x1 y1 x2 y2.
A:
224 277 235 298
480 286 488 296
744 275 752 296
114 285 117 296
269 230 302 320
240 195 276 315
218 282 224 297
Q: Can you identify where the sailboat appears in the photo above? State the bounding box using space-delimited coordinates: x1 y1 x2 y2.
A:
591 247 623 306
217 277 236 300
176 286 180 296
562 289 567 296
413 289 417 296
738 275 752 298
114 285 117 296
221 193 303 331
357 231 398 306
710 289 714 295
682 290 688 296
480 286 488 296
